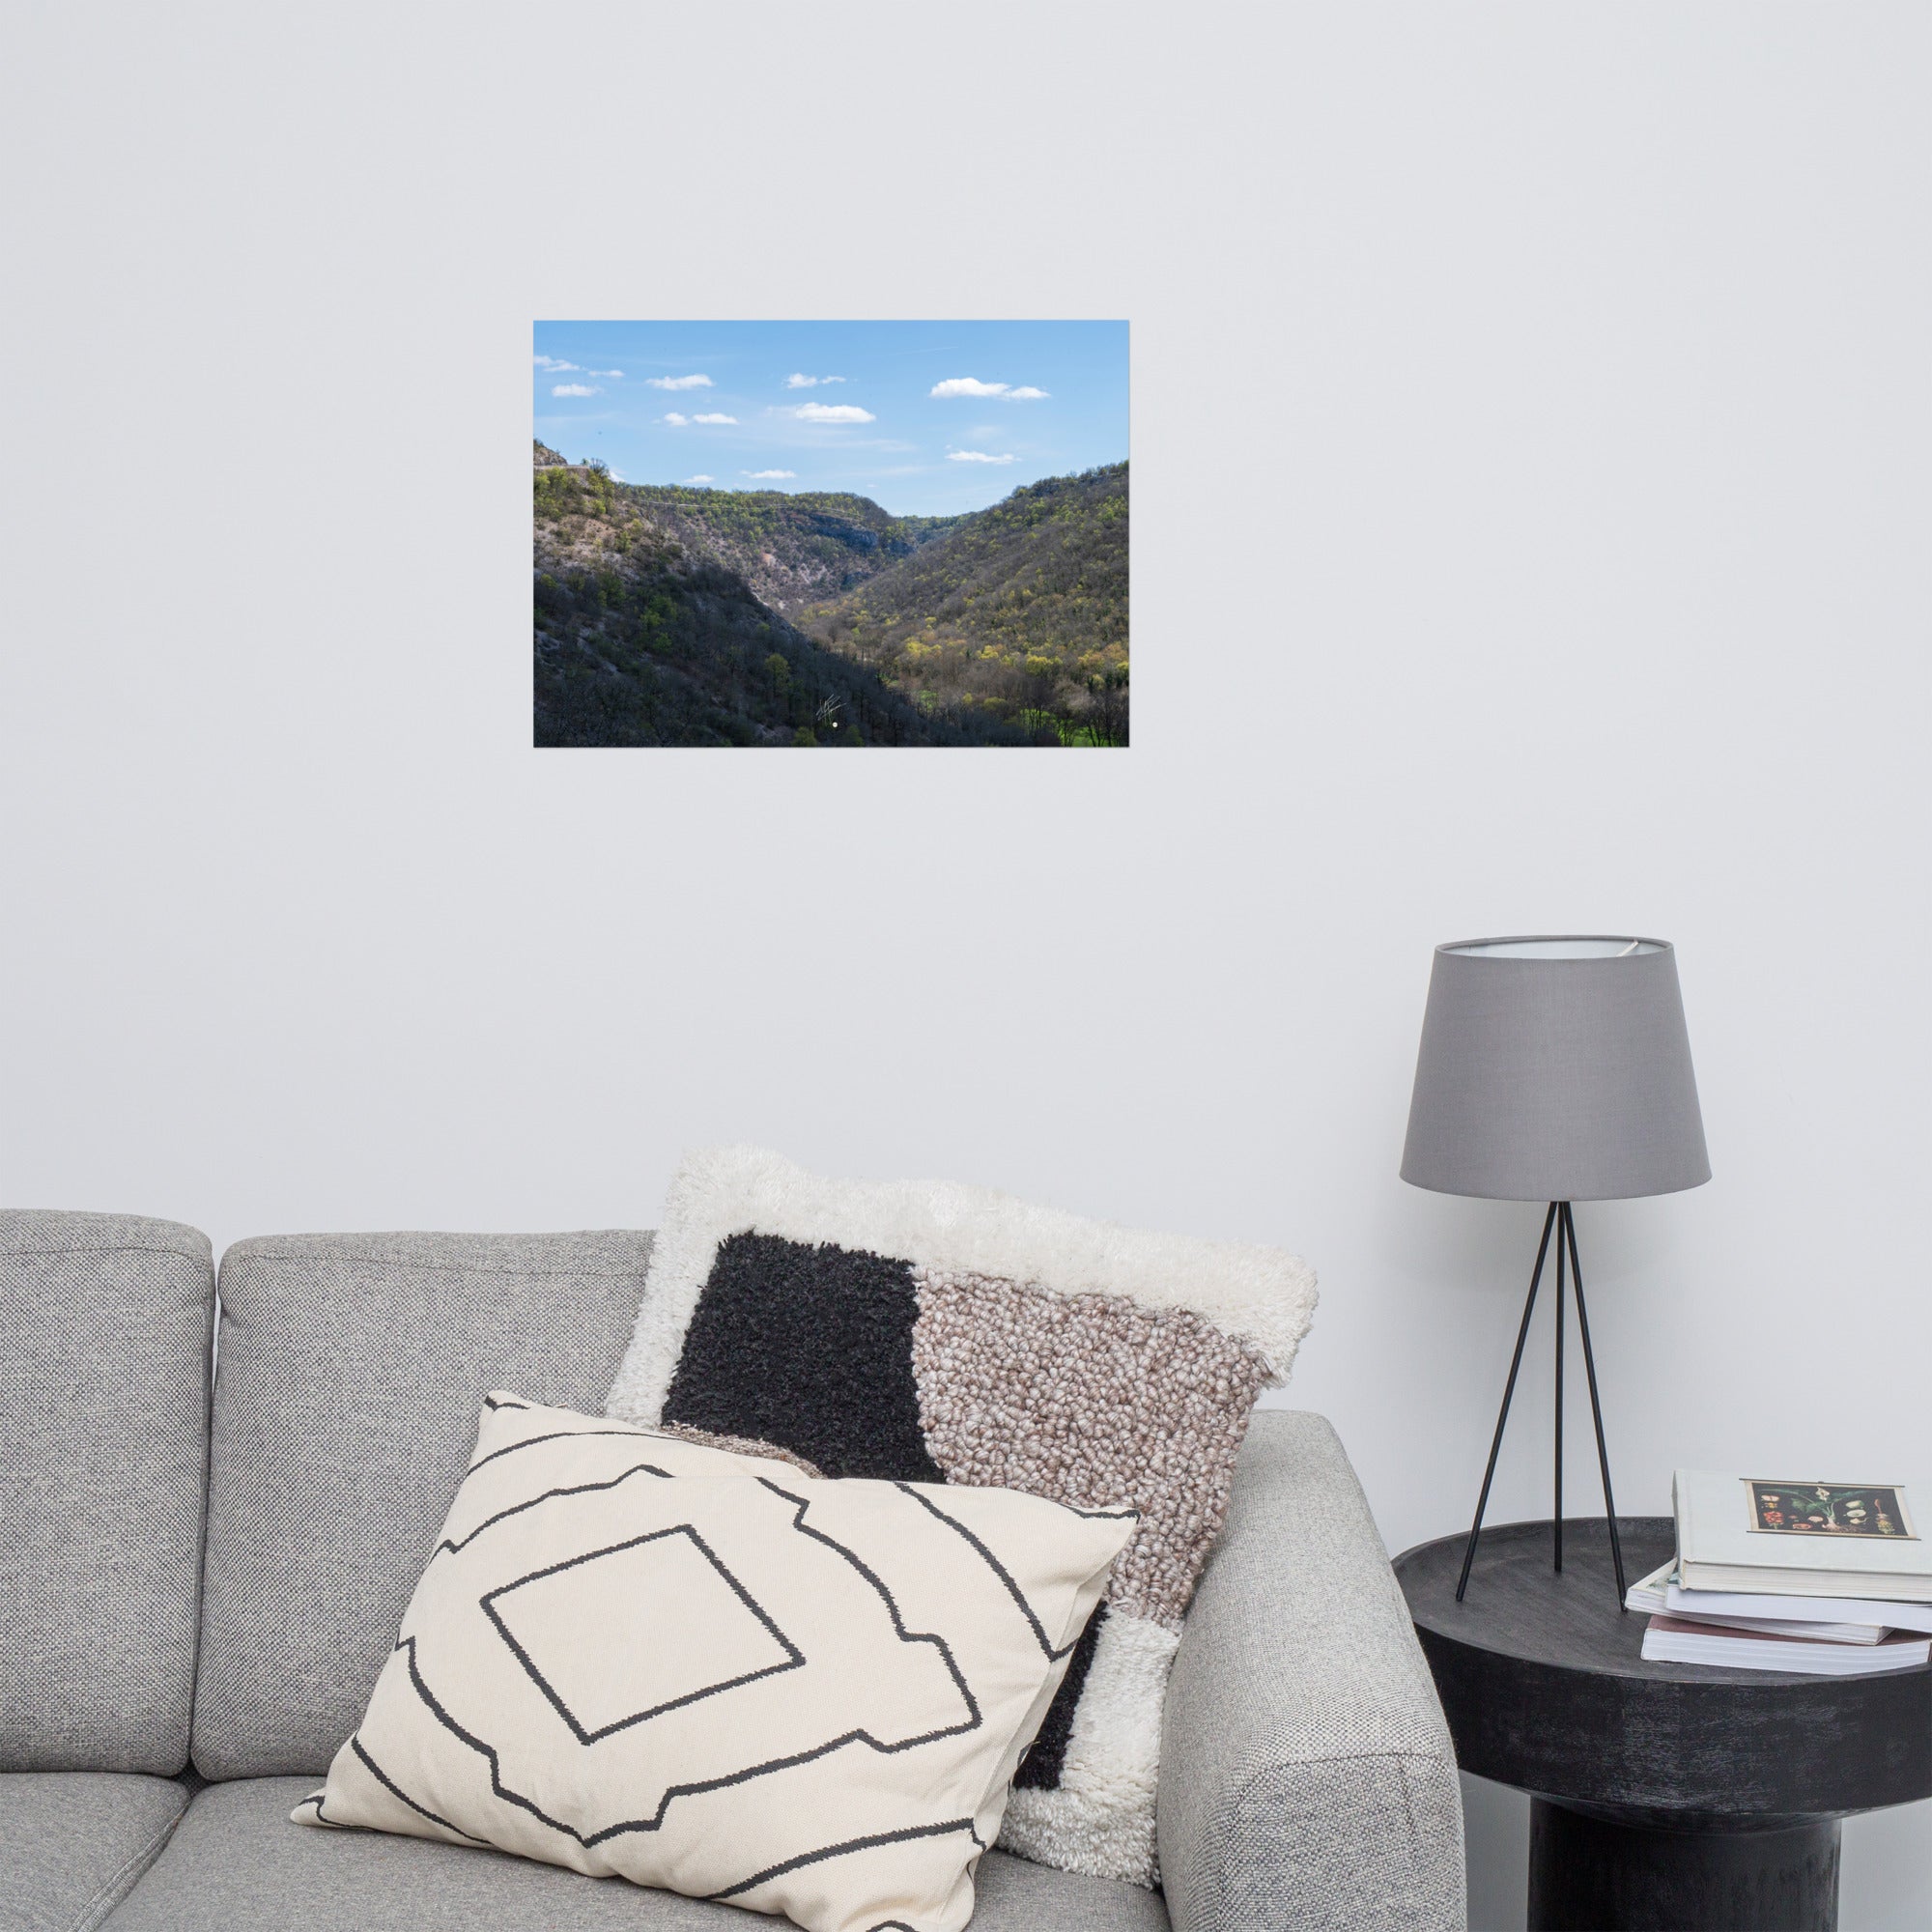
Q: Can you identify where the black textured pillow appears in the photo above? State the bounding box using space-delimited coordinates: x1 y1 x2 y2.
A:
606 1147 1317 1886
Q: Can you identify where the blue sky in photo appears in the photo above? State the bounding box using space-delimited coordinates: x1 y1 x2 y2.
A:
533 320 1127 515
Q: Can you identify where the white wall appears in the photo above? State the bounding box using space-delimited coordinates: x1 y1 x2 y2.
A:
3 6 1927 1924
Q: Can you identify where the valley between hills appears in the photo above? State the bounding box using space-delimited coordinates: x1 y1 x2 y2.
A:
533 442 1128 748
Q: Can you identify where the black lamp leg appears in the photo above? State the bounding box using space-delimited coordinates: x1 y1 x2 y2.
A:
1455 1203 1559 1603
1565 1203 1628 1608
1554 1208 1566 1574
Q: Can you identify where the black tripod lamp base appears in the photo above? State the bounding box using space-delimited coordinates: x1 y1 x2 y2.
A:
1455 1201 1628 1608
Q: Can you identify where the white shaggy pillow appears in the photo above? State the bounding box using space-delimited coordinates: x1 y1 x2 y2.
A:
295 1395 1134 1932
605 1146 1319 1886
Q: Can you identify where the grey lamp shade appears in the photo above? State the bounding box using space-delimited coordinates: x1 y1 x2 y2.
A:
1401 936 1710 1203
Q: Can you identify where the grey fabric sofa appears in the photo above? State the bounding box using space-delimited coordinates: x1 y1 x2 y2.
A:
0 1212 1465 1932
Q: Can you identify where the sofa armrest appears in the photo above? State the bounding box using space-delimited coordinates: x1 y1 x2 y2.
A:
1157 1410 1465 1932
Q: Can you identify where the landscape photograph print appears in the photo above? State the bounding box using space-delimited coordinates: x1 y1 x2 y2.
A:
533 320 1128 748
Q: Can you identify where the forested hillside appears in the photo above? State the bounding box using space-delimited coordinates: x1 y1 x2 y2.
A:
799 464 1128 746
532 445 1126 747
533 461 1018 747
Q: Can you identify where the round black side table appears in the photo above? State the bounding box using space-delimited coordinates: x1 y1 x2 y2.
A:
1395 1518 1932 1932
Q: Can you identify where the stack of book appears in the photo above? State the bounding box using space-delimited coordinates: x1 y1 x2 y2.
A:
1634 1471 1932 1675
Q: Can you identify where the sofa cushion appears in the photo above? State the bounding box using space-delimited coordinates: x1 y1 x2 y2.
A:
100 1778 1169 1931
0 1212 214 1773
191 1232 656 1777
0 1771 188 1932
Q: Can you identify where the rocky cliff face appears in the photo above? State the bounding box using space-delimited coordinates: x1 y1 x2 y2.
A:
604 486 952 616
533 439 566 469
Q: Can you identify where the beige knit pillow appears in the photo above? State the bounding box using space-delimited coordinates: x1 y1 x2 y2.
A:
295 1395 1134 1932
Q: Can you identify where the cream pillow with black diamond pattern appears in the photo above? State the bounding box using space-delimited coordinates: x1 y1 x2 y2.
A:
294 1394 1135 1932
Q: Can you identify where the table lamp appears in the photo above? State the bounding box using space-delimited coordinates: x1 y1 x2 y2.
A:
1401 936 1709 1606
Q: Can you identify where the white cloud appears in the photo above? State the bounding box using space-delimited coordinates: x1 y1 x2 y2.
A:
792 402 875 423
644 374 713 390
743 469 796 480
551 384 598 397
684 474 715 485
948 449 1016 464
661 412 689 426
587 368 623 379
691 412 738 424
784 373 847 388
929 377 1050 400
533 355 579 372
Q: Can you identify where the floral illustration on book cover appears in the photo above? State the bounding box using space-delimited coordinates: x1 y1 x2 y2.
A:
1744 1480 1918 1540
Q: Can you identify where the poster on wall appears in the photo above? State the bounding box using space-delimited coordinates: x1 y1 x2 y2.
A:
533 321 1128 748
